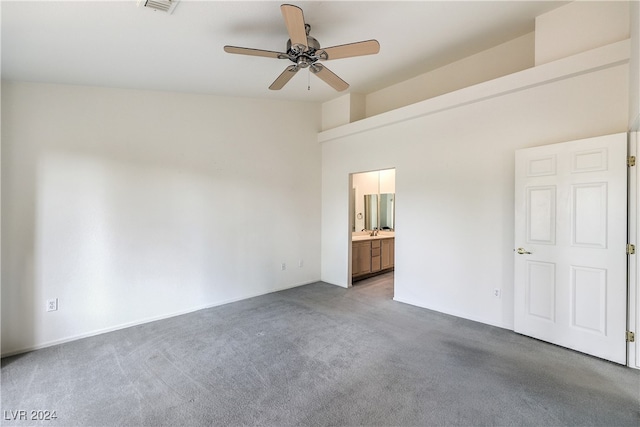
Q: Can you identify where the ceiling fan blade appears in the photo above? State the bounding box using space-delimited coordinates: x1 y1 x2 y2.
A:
269 65 300 90
224 46 287 59
317 40 380 60
310 64 349 91
281 4 307 51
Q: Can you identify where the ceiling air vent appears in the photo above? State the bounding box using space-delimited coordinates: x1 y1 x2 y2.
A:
138 0 179 14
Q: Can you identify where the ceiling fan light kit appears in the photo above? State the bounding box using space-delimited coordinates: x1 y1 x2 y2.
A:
223 4 380 92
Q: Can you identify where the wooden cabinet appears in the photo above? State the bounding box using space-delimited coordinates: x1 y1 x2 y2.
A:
352 237 394 280
381 238 394 270
352 241 371 276
371 239 381 272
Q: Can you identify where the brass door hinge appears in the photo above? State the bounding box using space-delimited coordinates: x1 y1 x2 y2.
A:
627 244 636 255
627 331 635 343
628 156 636 167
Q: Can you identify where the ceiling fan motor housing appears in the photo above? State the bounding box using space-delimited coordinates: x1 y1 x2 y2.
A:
286 35 321 68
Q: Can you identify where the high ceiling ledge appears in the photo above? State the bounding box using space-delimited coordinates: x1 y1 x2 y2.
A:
317 39 630 144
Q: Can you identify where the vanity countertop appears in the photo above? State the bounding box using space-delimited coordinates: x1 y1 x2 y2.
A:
352 233 394 242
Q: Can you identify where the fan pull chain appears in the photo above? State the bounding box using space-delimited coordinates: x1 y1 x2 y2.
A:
308 68 311 91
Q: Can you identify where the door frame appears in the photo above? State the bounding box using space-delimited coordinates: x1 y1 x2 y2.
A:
348 168 396 288
629 132 639 369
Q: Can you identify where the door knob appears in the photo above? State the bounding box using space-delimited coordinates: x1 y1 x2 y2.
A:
516 247 532 255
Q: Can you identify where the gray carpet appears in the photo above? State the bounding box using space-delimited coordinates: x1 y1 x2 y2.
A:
2 273 639 426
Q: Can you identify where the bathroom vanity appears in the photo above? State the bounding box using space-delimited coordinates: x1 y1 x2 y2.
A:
352 235 394 281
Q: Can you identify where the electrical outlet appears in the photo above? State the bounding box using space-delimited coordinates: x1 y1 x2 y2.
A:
493 289 501 298
281 263 286 271
46 298 58 312
298 259 304 268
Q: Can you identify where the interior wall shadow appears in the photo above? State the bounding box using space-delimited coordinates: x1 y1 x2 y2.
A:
1 120 38 357
0 81 321 356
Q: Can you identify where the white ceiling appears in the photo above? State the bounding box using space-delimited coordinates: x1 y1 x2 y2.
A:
1 0 568 103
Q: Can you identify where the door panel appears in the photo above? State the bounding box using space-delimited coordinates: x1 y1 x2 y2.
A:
515 133 627 364
527 261 556 322
527 186 556 244
570 266 606 334
572 183 608 247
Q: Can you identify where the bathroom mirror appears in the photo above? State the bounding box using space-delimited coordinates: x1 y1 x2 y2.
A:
357 193 394 231
379 193 394 230
364 194 378 230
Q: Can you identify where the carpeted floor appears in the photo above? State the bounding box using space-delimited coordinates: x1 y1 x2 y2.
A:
2 273 639 426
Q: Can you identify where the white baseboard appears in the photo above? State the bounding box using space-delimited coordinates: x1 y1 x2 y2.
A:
392 296 513 331
1 279 319 358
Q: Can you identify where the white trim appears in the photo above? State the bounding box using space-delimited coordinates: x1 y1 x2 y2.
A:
0 279 318 358
319 39 630 144
630 132 639 369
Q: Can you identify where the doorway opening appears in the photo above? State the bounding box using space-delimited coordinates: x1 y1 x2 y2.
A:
349 168 395 296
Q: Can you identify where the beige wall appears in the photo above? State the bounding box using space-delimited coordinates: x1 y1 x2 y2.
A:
321 93 366 131
1 82 322 356
365 32 535 117
535 0 630 66
321 61 628 329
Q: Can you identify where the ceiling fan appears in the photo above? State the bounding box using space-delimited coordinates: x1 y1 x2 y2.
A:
223 4 380 92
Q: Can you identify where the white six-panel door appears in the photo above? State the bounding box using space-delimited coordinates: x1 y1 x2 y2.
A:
514 133 627 364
